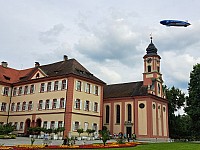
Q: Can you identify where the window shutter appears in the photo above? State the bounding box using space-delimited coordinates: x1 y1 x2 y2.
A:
81 82 83 92
80 100 82 110
75 81 78 90
72 122 75 131
31 102 34 111
1 87 4 95
19 103 22 111
44 83 47 92
93 85 96 94
38 84 41 93
97 103 100 112
65 79 68 89
57 99 60 108
6 103 9 112
79 121 81 128
49 100 52 109
58 81 62 90
47 122 51 129
42 101 45 109
63 99 66 109
51 82 54 91
25 103 28 111
55 121 58 128
33 85 35 94
8 88 11 96
98 86 100 96
74 99 77 109
16 123 19 130
85 83 87 92
13 104 16 111
27 86 30 94
21 87 24 95
97 124 99 132
93 102 95 111
90 85 92 94
84 101 86 110
89 101 92 111
62 121 64 127
37 102 39 110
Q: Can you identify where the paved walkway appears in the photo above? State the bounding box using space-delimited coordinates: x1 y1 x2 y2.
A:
0 137 119 146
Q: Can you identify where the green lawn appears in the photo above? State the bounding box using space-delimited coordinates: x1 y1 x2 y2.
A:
100 142 200 150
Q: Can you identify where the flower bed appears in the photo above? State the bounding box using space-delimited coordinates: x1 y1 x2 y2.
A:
0 142 139 150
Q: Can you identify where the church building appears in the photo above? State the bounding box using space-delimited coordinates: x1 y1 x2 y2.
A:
103 37 169 141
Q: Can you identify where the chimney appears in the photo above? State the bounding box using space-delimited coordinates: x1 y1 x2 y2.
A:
1 61 8 68
35 62 40 67
63 55 68 61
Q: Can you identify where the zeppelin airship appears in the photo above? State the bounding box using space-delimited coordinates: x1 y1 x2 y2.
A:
160 20 191 27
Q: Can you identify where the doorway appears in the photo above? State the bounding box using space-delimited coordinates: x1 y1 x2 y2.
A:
126 127 132 138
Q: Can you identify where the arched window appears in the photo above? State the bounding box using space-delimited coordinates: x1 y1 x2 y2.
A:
127 104 132 121
116 105 120 124
158 83 161 94
105 105 110 124
148 66 151 72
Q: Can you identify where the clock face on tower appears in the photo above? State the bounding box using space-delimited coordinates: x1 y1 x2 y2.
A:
147 58 152 63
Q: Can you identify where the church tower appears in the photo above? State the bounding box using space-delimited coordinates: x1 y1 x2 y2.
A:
143 36 165 98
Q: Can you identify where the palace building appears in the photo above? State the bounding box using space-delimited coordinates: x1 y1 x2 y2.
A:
0 38 168 141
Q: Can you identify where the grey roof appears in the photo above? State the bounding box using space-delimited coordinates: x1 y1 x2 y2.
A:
103 81 148 99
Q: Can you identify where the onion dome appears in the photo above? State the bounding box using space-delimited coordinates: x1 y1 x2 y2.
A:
146 36 157 54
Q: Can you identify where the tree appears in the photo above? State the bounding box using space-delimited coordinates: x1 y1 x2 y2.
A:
165 86 186 138
99 126 110 146
77 128 84 137
185 63 200 138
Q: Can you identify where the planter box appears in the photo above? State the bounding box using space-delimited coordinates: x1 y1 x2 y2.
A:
77 137 82 141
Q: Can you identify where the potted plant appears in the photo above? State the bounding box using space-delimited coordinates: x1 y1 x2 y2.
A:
53 128 59 140
86 129 92 140
77 128 84 141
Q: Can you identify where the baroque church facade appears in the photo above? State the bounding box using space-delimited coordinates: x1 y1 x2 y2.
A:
0 38 168 141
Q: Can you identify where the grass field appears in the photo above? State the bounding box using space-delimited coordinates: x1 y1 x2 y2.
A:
101 142 200 150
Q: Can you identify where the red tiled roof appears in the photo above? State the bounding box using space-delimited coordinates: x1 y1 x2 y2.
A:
0 65 34 84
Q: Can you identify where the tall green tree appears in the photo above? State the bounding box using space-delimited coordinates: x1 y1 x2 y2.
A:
185 63 200 137
165 86 186 138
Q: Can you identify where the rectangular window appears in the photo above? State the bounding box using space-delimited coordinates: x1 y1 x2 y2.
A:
43 121 47 129
94 86 98 95
60 98 65 108
75 99 80 109
74 121 79 130
28 101 33 110
3 87 9 96
1 102 7 112
50 121 55 129
18 87 22 95
58 121 63 128
62 80 66 90
54 81 59 91
24 86 28 95
38 100 43 110
76 81 81 91
84 122 89 131
85 100 89 111
30 85 34 94
40 83 45 93
19 122 24 130
11 103 15 111
93 123 97 132
16 102 20 111
22 102 26 111
86 83 90 93
45 99 50 109
94 102 98 112
13 88 17 96
47 82 51 92
52 99 57 109
14 122 18 130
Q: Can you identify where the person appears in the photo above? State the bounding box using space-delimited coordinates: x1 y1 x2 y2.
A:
127 134 130 142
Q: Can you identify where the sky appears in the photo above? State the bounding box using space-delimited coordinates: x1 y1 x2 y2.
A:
0 0 200 96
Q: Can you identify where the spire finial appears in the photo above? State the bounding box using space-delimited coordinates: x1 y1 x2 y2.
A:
150 33 153 43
